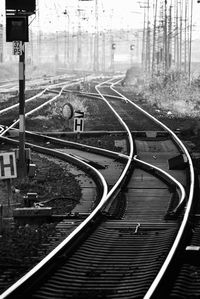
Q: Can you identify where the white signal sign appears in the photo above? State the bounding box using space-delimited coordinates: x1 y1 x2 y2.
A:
62 103 73 120
0 152 17 179
12 41 25 55
74 118 84 132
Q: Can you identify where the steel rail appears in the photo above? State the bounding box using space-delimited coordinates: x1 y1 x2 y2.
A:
0 136 108 299
0 89 47 116
95 79 135 203
0 74 79 93
111 79 195 299
0 77 193 298
0 82 78 138
98 78 188 215
134 155 186 216
24 130 129 161
0 75 107 138
0 79 84 117
0 78 134 298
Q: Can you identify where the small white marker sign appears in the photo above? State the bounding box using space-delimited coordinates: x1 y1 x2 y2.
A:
74 118 84 132
0 152 17 179
74 111 84 118
12 41 25 55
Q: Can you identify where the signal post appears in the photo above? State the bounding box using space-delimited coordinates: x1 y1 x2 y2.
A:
5 0 36 178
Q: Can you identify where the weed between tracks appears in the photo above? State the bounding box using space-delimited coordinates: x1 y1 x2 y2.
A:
2 74 200 294
0 149 82 293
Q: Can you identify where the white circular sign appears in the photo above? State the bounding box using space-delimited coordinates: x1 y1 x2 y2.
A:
62 103 73 120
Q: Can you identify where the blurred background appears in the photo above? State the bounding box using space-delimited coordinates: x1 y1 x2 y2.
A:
1 0 200 79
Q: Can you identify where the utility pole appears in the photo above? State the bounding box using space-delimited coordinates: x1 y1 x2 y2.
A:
6 0 36 178
179 0 183 71
63 9 69 65
168 5 172 68
188 0 193 84
164 0 168 74
111 36 115 72
152 0 158 75
142 7 146 72
37 0 41 65
56 31 59 65
184 0 188 73
90 33 93 70
77 6 82 67
18 43 26 177
63 9 70 65
146 0 151 73
94 0 99 72
71 22 75 68
102 30 105 72
140 2 150 75
176 0 180 72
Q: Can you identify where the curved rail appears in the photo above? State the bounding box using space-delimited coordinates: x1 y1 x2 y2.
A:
24 130 129 161
95 79 134 203
0 80 84 138
134 155 186 216
111 79 195 299
0 78 133 298
0 135 108 299
0 77 195 298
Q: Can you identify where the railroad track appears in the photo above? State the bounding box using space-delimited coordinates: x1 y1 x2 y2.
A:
0 75 127 295
0 77 196 298
0 74 81 93
0 80 111 294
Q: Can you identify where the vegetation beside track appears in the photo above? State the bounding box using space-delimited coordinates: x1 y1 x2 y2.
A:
0 148 81 209
119 70 200 153
0 149 82 294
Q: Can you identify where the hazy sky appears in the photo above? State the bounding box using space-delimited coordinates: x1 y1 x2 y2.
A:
1 0 200 39
34 0 143 32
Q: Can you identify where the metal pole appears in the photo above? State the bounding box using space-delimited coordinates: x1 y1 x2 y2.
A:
188 0 193 84
164 0 168 74
64 9 70 65
176 0 180 71
111 36 115 72
94 0 99 72
77 7 82 67
184 0 188 73
142 8 146 72
102 31 105 72
179 0 183 72
152 0 158 75
67 15 70 63
64 15 67 64
145 0 150 73
18 42 26 178
168 5 172 68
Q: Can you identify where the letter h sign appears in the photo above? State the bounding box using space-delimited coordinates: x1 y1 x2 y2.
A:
74 118 84 132
0 152 17 179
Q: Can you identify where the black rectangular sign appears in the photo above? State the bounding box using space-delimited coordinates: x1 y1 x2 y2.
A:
6 16 29 42
6 0 36 12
